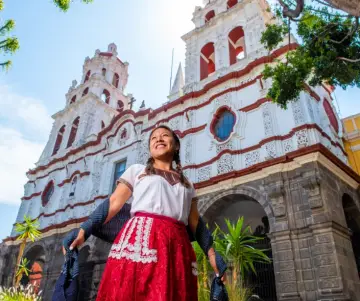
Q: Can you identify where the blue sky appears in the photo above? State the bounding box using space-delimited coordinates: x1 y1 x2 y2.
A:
0 0 359 241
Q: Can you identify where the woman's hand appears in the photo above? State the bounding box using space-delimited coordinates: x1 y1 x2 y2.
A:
208 248 226 283
68 228 86 251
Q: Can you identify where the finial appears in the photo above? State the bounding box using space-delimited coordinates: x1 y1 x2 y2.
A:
71 80 77 89
140 100 145 109
108 43 118 56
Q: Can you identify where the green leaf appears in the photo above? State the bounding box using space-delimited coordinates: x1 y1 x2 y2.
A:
261 23 288 51
260 5 360 107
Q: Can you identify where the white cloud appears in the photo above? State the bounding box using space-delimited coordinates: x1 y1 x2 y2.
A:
0 85 52 205
0 127 45 205
0 84 53 141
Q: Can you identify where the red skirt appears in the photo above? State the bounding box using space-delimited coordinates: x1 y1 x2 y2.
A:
96 212 198 301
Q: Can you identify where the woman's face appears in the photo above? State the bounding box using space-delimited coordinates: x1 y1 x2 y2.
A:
149 127 178 160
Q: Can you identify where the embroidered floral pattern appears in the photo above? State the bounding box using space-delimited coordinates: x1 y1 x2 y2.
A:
109 217 158 263
138 169 182 186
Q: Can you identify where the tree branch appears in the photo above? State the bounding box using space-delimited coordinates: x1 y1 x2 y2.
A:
313 0 337 9
337 57 360 62
278 0 304 19
306 6 350 17
329 17 359 44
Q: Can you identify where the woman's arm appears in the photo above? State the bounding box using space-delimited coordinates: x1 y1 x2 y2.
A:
188 200 220 276
105 182 132 223
69 182 132 250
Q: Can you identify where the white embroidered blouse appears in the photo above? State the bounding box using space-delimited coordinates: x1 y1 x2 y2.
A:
118 164 196 225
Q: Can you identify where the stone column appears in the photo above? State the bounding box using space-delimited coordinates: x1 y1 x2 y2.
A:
270 231 302 301
214 33 229 71
310 222 360 301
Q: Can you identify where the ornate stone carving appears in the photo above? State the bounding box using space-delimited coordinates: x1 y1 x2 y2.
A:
169 116 181 131
197 166 211 183
265 141 277 159
216 140 233 154
90 160 104 199
283 138 294 153
307 97 315 123
217 153 234 174
82 112 96 139
262 103 273 137
292 98 305 126
214 94 231 108
136 135 150 165
185 138 192 164
183 169 191 182
296 130 309 148
245 150 260 167
185 110 194 128
269 187 286 217
135 124 142 137
303 177 322 209
184 43 196 85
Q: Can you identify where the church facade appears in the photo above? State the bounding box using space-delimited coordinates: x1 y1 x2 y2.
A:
1 0 360 300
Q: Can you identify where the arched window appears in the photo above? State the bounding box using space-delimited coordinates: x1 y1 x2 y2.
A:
70 95 76 105
84 70 91 83
101 89 110 104
117 100 124 112
42 181 54 207
323 99 339 133
82 87 89 97
205 10 215 23
52 125 66 155
210 107 236 141
102 68 107 77
227 0 237 9
200 42 215 80
101 121 105 129
229 26 245 65
113 73 120 88
67 117 80 148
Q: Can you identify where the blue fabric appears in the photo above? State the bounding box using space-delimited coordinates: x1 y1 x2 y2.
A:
195 217 214 254
210 253 229 301
195 217 228 301
52 230 79 301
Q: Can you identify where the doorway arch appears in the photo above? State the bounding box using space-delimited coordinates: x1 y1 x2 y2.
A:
203 192 277 301
20 245 45 293
342 193 360 278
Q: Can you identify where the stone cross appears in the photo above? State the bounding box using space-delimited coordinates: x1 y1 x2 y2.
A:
129 96 136 110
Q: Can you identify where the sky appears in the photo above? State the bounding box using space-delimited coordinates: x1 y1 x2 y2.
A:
0 0 359 241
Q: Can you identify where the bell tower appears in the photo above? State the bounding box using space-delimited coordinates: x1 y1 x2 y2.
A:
182 0 275 88
68 43 130 111
37 43 134 166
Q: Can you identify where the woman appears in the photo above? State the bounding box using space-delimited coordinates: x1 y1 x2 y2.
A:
69 125 224 300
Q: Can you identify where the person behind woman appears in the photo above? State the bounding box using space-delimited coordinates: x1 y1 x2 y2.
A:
68 125 225 300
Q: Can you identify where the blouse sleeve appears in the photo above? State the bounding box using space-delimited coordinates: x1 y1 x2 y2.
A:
116 164 144 192
189 182 198 204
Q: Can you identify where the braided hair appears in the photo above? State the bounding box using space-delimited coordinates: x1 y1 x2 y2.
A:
142 125 190 188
